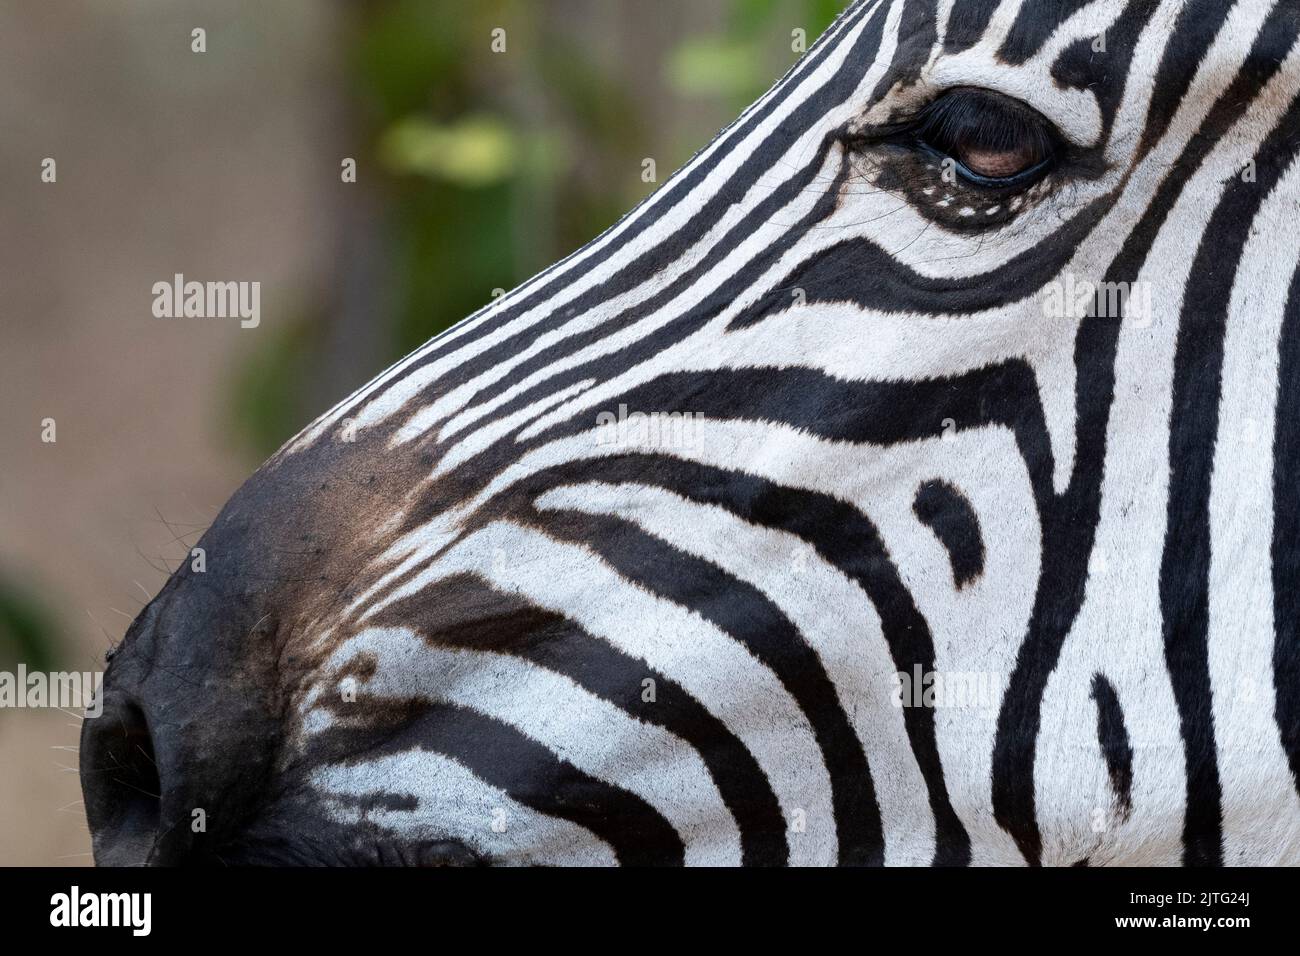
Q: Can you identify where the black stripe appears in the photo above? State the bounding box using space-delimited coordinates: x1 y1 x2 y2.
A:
1274 263 1300 800
502 451 977 866
1089 673 1134 820
867 0 937 102
412 357 1059 533
420 134 853 433
1047 0 1159 153
993 5 1300 866
537 506 885 865
731 193 1114 324
389 159 859 524
372 0 886 378
944 0 1000 54
913 479 985 590
369 577 790 865
998 1 1093 65
317 700 686 866
1138 0 1241 163
1160 88 1300 870
573 364 1053 464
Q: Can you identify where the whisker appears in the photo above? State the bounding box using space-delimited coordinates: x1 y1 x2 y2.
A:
111 776 161 801
135 743 158 769
84 608 119 650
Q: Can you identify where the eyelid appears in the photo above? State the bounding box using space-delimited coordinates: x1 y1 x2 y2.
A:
922 71 1101 147
910 88 1061 187
916 89 1056 158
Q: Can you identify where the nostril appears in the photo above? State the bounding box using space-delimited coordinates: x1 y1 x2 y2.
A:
81 700 163 866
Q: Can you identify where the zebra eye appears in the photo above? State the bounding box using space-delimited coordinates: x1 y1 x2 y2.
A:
914 87 1058 187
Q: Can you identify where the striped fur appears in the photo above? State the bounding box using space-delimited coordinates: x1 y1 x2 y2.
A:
85 0 1300 866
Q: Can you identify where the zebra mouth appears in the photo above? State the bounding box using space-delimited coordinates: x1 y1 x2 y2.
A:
400 839 488 868
196 834 490 867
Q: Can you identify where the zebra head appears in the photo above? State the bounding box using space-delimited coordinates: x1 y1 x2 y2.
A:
83 0 1300 866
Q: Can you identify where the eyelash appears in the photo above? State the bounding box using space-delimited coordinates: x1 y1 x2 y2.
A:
901 88 1062 190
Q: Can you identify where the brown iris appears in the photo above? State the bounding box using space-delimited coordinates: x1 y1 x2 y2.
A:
956 142 1043 179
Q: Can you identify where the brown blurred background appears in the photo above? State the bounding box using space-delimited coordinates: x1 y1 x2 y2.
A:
0 0 840 865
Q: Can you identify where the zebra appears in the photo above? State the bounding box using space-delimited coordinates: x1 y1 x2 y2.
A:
82 0 1300 866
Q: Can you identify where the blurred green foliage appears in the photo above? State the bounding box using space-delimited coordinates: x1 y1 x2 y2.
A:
0 572 60 672
379 115 519 185
670 0 845 102
230 308 320 458
231 0 841 460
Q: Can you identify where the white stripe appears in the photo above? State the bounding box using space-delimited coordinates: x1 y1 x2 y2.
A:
283 1 891 454
314 750 618 866
421 9 902 450
1209 151 1300 865
404 416 1040 862
1034 20 1300 865
363 519 839 865
1028 0 1283 493
534 479 936 865
321 627 744 865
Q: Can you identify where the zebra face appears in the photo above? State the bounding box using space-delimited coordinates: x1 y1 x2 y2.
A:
83 0 1300 866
